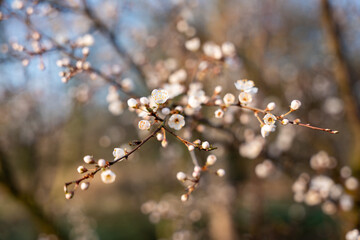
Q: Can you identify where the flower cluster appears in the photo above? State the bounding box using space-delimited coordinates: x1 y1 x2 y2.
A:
176 154 225 202
292 152 357 215
65 78 338 200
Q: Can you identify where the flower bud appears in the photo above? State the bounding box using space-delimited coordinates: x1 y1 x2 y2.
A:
281 119 289 125
161 107 170 115
188 145 195 151
206 155 217 166
80 182 90 190
140 97 149 105
77 166 87 174
181 194 189 202
290 100 301 110
83 155 95 164
216 169 226 177
65 191 74 200
98 159 106 168
192 171 200 178
267 102 276 111
201 141 210 149
176 172 187 181
214 86 222 94
82 47 89 55
127 98 138 108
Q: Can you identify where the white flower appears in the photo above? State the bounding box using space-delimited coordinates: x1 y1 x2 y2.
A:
267 102 276 111
234 79 258 94
223 93 235 106
214 109 224 118
185 37 200 51
203 42 222 59
346 229 360 240
127 98 138 108
83 155 94 164
216 169 225 177
98 159 106 167
113 148 125 160
138 120 151 130
168 114 185 130
163 83 185 99
169 69 187 83
214 85 222 94
206 155 217 165
188 90 206 109
263 113 277 125
151 89 169 104
101 169 116 184
255 160 275 179
221 42 236 57
261 124 276 138
176 172 187 181
82 34 94 46
238 92 253 105
290 100 301 110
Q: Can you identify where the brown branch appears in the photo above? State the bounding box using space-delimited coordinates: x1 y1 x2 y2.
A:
64 122 164 191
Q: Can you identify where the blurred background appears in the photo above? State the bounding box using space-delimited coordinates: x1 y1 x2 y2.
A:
0 0 360 239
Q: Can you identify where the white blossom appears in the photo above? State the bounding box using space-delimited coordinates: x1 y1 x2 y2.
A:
113 148 125 160
223 93 235 106
185 38 200 51
238 92 253 105
203 42 222 59
263 113 277 125
261 124 276 138
234 79 258 94
101 169 116 184
346 229 360 240
168 114 185 130
221 42 236 57
214 109 224 118
138 120 151 130
151 89 169 104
